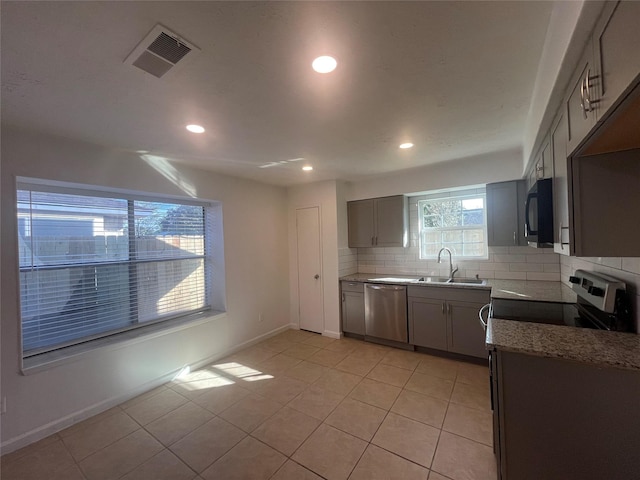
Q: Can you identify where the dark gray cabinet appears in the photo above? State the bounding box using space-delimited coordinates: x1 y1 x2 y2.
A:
568 148 640 257
566 39 598 155
551 112 570 256
347 195 407 248
593 1 640 122
408 297 447 351
486 180 527 247
491 349 640 480
408 286 490 358
340 281 365 335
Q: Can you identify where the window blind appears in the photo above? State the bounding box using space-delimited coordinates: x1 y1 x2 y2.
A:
17 184 212 357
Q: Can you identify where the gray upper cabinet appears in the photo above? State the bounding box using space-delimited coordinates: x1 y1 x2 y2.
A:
347 200 375 248
551 113 570 256
569 148 640 257
486 180 527 247
347 195 407 248
593 1 640 122
566 38 597 155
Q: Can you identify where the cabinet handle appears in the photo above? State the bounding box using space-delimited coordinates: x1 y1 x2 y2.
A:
580 69 599 118
584 69 598 113
580 76 588 119
342 293 345 302
559 225 570 247
513 231 516 245
371 236 375 246
442 302 445 314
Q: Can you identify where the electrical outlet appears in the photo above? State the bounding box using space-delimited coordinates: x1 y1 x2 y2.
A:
258 313 263 323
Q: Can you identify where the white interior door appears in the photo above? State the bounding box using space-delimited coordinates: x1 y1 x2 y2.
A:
296 207 324 333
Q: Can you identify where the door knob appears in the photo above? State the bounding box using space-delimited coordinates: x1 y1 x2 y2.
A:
314 274 320 279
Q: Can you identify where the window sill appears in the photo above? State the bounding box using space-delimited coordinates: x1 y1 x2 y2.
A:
21 310 226 375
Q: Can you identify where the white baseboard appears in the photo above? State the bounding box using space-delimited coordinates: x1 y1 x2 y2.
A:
0 323 292 455
323 330 342 339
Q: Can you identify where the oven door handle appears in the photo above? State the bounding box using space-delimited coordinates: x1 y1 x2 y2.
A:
479 303 490 331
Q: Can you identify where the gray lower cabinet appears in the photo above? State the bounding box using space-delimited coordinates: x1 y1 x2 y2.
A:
408 286 490 358
408 297 447 351
492 349 640 480
341 281 365 335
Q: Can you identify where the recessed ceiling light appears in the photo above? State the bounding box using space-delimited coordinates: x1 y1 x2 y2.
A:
399 143 414 149
302 166 313 171
312 56 337 73
186 124 205 133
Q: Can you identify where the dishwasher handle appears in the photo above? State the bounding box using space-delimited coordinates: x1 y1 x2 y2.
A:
365 283 406 291
478 303 491 331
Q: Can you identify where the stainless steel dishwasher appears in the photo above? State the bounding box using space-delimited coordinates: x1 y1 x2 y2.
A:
364 283 408 343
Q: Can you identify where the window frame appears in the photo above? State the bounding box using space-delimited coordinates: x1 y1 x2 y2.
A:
417 192 488 260
16 177 219 361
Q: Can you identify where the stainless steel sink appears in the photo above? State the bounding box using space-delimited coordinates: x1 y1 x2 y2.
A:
416 277 486 286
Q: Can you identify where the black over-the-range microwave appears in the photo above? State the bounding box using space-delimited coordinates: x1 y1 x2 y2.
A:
524 178 554 248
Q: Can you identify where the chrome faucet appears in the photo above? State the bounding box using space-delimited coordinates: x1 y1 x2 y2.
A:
437 247 459 282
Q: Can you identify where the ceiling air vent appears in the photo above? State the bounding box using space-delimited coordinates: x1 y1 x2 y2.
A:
124 24 200 78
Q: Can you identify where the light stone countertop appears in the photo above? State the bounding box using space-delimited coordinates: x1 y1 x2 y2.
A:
487 279 576 303
340 274 576 302
486 317 640 371
340 273 639 370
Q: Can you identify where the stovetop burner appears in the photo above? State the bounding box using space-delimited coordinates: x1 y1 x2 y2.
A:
490 270 632 332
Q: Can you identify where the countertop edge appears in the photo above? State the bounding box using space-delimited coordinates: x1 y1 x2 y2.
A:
486 317 640 371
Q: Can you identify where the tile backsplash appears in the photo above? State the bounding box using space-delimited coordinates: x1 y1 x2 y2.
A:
338 248 358 277
352 245 561 281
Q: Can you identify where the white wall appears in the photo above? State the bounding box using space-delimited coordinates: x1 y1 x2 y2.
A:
287 181 341 338
346 147 522 201
0 126 290 451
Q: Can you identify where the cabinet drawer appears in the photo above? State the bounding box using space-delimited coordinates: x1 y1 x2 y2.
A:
341 281 364 293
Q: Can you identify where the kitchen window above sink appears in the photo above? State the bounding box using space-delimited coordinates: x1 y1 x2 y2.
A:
417 187 488 260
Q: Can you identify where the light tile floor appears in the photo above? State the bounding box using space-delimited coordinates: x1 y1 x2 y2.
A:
1 330 497 480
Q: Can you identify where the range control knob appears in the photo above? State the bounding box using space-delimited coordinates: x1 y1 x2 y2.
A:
569 276 580 284
588 286 604 297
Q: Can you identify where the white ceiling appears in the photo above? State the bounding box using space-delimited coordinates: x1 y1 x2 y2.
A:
2 1 554 187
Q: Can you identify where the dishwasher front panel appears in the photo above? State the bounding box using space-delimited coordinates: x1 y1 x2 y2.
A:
364 283 408 342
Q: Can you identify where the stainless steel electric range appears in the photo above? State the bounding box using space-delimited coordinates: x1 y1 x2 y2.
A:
490 269 633 332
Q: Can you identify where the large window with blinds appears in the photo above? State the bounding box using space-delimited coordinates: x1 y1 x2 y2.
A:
17 180 213 358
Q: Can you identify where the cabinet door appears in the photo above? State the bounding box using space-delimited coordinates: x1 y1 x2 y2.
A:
408 297 447 350
342 291 365 335
487 181 519 247
541 140 553 179
374 196 406 247
347 199 374 247
447 301 488 359
551 113 570 255
594 1 640 121
566 41 597 155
